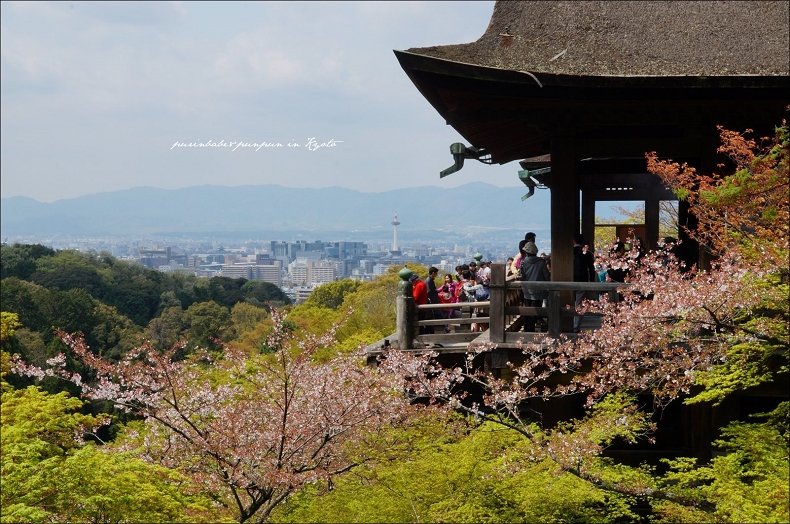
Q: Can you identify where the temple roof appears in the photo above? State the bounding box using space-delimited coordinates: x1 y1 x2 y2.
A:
405 1 789 78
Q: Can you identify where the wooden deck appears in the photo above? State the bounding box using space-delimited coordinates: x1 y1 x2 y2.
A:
365 264 626 365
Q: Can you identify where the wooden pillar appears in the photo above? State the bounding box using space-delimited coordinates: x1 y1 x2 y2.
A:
489 263 506 343
677 199 699 268
550 136 578 282
550 135 577 333
645 197 660 251
582 191 596 251
697 130 719 270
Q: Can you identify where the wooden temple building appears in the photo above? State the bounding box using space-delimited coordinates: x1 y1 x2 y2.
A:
395 0 788 277
369 1 789 460
380 0 788 342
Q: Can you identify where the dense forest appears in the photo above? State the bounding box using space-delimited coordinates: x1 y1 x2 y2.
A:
2 124 788 523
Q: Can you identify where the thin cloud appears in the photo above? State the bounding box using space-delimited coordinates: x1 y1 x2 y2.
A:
1 1 500 202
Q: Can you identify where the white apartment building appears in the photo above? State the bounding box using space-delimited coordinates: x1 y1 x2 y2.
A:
373 263 391 276
288 259 337 286
309 262 336 285
222 261 283 286
288 260 309 286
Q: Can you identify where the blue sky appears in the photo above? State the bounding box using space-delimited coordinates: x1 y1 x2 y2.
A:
0 1 539 203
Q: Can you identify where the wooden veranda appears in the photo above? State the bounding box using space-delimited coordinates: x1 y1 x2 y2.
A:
365 263 625 367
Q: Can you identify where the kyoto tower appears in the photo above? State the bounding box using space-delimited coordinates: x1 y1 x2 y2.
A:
391 213 401 254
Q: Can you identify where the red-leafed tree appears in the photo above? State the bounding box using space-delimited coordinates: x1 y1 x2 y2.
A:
18 310 412 523
647 123 789 269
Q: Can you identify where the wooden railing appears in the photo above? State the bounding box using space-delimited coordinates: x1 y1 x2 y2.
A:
395 263 627 350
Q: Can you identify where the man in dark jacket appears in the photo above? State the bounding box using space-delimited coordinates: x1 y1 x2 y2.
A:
425 267 440 305
520 242 550 331
572 234 596 331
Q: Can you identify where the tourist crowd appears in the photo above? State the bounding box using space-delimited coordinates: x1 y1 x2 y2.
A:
412 230 657 334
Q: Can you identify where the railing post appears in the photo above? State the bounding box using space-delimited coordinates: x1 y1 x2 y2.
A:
396 267 415 349
489 263 506 343
547 290 561 337
396 295 415 350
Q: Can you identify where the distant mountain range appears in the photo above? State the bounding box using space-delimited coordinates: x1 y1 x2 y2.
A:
1 183 554 243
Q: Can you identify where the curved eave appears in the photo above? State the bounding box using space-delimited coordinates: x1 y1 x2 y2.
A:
395 50 790 90
395 50 790 164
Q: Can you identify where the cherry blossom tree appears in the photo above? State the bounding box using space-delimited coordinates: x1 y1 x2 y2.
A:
379 123 789 512
16 310 412 523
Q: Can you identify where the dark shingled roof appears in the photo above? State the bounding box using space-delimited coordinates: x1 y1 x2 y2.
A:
405 1 789 77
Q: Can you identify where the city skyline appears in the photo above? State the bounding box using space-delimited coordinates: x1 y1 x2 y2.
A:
0 1 527 203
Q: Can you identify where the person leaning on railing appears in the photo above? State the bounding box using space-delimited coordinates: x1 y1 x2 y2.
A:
519 241 550 332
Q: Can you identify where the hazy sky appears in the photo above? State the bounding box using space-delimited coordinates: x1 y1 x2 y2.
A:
0 1 538 203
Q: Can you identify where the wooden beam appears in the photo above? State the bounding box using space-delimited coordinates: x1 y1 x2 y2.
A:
645 197 660 251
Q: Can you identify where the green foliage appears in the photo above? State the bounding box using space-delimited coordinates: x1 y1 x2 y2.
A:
654 403 790 523
240 280 290 306
303 279 360 309
2 245 290 368
688 276 789 405
335 265 419 343
285 265 423 359
90 302 142 360
31 250 108 298
183 300 231 350
285 303 339 339
1 385 209 523
0 277 50 334
230 301 269 338
0 312 21 344
0 243 55 280
145 306 186 350
272 416 638 523
98 259 165 324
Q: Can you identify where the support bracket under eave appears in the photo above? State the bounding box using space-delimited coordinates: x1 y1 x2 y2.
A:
439 142 492 177
519 166 551 200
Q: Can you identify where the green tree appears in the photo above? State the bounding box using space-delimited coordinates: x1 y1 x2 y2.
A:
30 250 107 298
1 385 209 523
145 306 186 350
0 277 50 335
99 260 164 325
240 280 290 306
90 303 141 360
0 243 55 280
183 300 231 350
273 416 637 523
0 312 21 344
654 404 789 523
335 265 420 344
230 302 269 340
208 276 246 309
303 279 360 309
43 288 98 340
